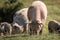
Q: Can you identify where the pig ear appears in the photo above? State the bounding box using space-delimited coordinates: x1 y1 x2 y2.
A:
28 6 36 20
28 6 36 12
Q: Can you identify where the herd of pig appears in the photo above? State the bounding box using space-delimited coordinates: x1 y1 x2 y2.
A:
0 0 60 36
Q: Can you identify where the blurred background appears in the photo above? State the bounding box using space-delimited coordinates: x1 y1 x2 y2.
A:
0 0 60 23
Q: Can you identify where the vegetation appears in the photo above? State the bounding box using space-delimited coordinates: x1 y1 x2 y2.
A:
0 0 60 40
0 0 23 23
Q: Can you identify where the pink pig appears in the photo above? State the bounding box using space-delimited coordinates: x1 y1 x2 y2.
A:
28 1 47 35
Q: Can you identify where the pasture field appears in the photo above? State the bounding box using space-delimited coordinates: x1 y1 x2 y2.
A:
0 0 60 40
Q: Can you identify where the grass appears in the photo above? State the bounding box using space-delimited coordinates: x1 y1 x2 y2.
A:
0 0 60 40
0 33 60 40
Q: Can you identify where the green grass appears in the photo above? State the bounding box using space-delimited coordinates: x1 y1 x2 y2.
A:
0 0 60 40
0 33 60 40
